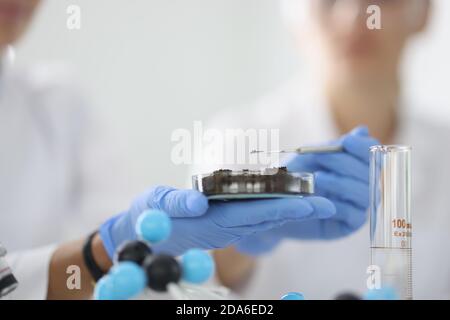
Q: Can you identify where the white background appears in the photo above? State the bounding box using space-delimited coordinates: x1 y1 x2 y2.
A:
14 0 450 190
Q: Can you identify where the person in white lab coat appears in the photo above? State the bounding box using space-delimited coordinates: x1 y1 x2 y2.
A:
0 0 139 299
201 0 450 299
1 0 350 299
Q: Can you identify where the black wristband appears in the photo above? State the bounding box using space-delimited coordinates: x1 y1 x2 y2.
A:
82 231 106 282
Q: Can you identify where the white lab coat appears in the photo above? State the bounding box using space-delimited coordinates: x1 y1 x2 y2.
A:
191 79 450 299
0 60 134 299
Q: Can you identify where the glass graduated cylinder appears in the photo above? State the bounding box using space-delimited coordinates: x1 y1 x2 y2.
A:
369 145 412 300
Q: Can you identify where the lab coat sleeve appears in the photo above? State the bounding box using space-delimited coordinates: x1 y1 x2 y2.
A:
4 244 57 300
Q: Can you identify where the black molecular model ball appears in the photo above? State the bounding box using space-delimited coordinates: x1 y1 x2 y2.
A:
334 292 361 300
143 254 182 292
116 240 152 265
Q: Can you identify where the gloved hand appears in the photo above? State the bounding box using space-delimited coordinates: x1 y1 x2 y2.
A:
99 186 336 257
236 126 379 255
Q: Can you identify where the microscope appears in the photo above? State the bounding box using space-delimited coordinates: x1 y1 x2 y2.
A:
0 243 18 298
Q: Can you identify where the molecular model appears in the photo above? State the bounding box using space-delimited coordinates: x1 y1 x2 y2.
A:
94 209 228 300
93 209 398 301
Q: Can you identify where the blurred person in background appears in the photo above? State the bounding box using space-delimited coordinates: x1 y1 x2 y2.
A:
203 0 450 299
0 0 135 298
0 0 358 300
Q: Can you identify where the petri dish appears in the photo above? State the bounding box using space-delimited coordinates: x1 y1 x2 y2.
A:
192 167 314 200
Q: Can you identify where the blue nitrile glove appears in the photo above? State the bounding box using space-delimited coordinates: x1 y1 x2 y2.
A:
236 126 379 255
99 186 336 257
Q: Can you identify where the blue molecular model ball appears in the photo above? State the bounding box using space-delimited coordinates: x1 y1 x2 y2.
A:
364 287 399 300
181 248 215 284
281 292 305 300
94 275 116 300
136 209 172 244
105 262 147 300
